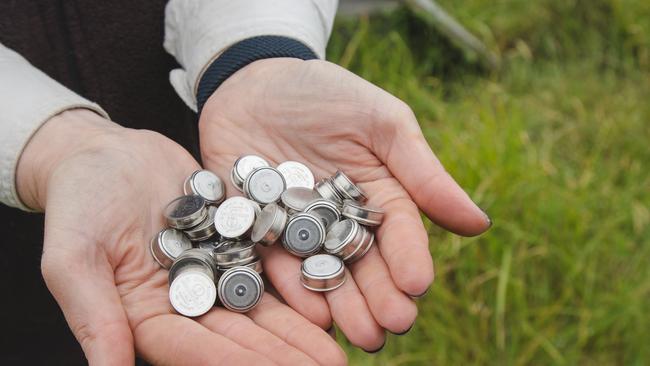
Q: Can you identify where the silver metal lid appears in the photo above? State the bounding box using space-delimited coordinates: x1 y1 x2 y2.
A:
247 199 262 217
184 206 219 241
346 230 374 264
169 270 217 317
330 170 368 203
218 266 264 313
164 195 207 229
243 167 286 204
323 219 364 260
214 197 256 239
218 256 263 274
213 240 257 267
304 199 341 230
196 239 225 253
184 170 226 204
150 228 192 269
341 200 385 226
168 248 218 283
251 203 288 246
300 254 346 292
231 155 270 191
282 213 326 257
277 161 315 189
280 187 321 213
314 179 343 205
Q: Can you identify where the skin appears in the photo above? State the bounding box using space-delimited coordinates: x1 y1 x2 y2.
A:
199 58 491 351
16 110 346 366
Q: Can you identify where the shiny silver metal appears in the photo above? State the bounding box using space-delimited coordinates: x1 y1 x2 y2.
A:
218 266 264 313
282 213 326 257
280 187 321 214
196 239 225 253
184 169 226 204
243 167 286 204
248 199 262 217
218 256 263 274
230 155 270 191
330 170 368 203
304 199 341 230
300 254 346 292
150 228 192 269
184 206 219 241
168 249 217 317
164 195 207 229
323 219 368 262
341 200 385 226
314 179 343 205
251 203 288 246
346 230 375 264
214 197 256 239
277 161 315 189
213 240 258 268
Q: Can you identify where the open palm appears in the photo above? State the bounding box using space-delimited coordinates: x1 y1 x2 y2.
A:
31 111 344 365
199 59 491 351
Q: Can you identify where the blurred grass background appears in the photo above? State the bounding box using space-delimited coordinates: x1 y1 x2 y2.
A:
327 0 650 364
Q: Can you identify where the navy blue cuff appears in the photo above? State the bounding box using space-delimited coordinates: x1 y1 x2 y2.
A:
196 35 318 115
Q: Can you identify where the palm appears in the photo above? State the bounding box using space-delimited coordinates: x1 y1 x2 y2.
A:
42 129 343 365
199 58 491 350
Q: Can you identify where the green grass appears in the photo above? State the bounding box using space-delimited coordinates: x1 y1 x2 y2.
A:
327 1 650 364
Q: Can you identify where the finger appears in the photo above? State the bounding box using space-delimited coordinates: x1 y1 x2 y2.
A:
248 294 347 366
42 228 134 366
363 181 435 296
198 305 319 366
349 244 418 332
371 105 491 236
135 314 276 366
324 269 385 351
257 245 332 329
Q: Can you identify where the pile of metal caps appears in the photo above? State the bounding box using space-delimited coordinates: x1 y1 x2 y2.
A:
151 155 385 318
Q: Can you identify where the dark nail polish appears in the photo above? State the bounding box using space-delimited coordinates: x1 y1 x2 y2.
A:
364 342 386 354
391 323 414 336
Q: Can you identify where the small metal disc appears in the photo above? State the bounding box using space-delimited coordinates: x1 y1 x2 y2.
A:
168 248 218 284
184 206 219 241
277 161 315 189
330 170 368 203
213 240 257 267
214 197 256 239
164 195 207 229
304 199 341 230
280 187 321 213
346 230 375 264
218 256 263 274
251 203 288 246
184 170 226 204
150 228 192 269
244 167 286 204
323 219 363 260
314 179 343 205
196 239 225 253
247 199 262 217
341 200 385 226
282 213 326 257
231 155 270 191
300 254 346 292
169 271 216 317
218 266 264 313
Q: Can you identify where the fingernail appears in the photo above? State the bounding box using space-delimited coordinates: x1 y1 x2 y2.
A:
364 341 386 354
409 286 430 299
391 323 414 336
482 209 493 229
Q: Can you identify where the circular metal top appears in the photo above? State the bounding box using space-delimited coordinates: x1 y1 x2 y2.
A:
169 271 216 317
212 240 257 267
302 254 345 279
280 187 321 212
185 170 225 204
277 161 315 189
214 197 256 238
304 199 341 230
341 200 385 226
251 203 287 245
233 155 270 182
150 228 192 269
244 167 286 204
164 195 207 229
282 213 325 257
324 219 359 253
331 170 368 202
184 206 219 241
168 248 218 283
218 266 264 313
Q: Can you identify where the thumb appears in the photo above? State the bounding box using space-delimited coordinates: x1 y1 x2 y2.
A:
41 225 134 366
372 103 491 236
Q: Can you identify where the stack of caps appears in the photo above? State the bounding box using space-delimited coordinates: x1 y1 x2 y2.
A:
150 154 385 318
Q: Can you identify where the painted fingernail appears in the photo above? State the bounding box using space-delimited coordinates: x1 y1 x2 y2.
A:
364 341 386 354
391 323 414 336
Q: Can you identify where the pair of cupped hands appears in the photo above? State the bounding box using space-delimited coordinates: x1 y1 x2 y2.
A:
16 58 490 366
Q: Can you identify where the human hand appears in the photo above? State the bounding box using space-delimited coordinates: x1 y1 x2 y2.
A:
16 109 345 365
199 58 491 351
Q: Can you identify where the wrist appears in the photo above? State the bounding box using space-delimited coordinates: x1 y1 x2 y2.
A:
16 109 120 211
